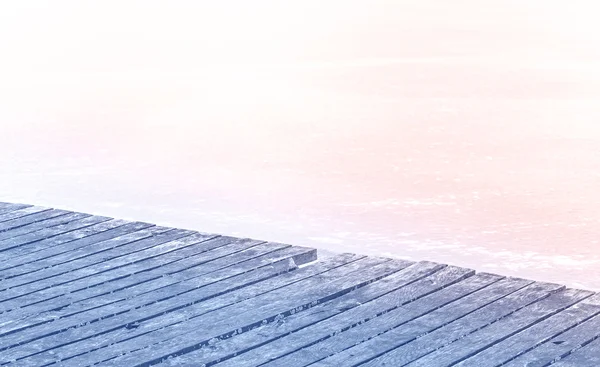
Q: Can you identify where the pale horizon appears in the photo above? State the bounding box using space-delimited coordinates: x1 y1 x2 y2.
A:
2 0 600 290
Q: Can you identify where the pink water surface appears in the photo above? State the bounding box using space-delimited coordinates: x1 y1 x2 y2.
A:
1 1 600 289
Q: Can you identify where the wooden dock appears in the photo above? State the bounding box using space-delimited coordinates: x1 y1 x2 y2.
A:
0 202 598 366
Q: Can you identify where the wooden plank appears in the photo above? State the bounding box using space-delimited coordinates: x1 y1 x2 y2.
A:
0 203 32 214
297 276 529 367
13 246 313 367
0 221 158 282
158 262 470 367
211 264 478 367
7 253 361 366
0 212 91 241
0 226 172 307
83 258 411 366
13 246 316 366
0 219 137 260
25 255 373 366
313 280 562 367
0 237 274 333
0 237 266 323
0 216 117 256
0 229 194 314
253 272 508 367
1 201 597 367
549 336 600 367
0 226 194 291
502 312 600 367
453 293 600 367
0 225 170 278
0 206 50 223
403 289 593 367
0 209 70 232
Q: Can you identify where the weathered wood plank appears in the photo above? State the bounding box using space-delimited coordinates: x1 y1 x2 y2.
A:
549 336 600 367
403 289 593 367
254 272 508 367
164 265 482 366
0 201 597 367
0 226 195 291
502 312 600 367
0 227 172 311
0 220 158 272
0 229 194 314
13 247 314 367
0 216 118 256
80 257 408 367
454 293 600 367
314 281 562 367
158 262 468 367
0 209 70 233
2 254 363 365
0 237 273 333
0 203 32 214
0 237 266 323
0 221 158 282
0 206 51 223
212 264 478 367
300 276 529 367
13 246 316 366
0 219 142 261
0 212 90 241
56 256 389 366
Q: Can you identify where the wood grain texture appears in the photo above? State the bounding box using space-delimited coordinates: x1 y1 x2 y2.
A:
212 262 456 367
0 202 598 367
75 257 402 366
0 206 51 223
454 293 600 367
0 209 70 233
0 216 121 258
0 240 311 328
502 312 600 367
0 212 91 241
549 336 600 367
0 203 32 214
403 288 593 367
8 253 357 366
315 280 561 367
258 271 499 367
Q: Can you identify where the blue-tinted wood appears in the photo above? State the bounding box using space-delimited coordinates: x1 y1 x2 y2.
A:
0 202 597 367
0 202 32 214
0 209 70 233
2 254 361 365
403 289 593 367
0 212 90 241
315 281 563 367
0 206 50 223
213 264 478 367
0 216 118 256
256 272 509 367
80 257 406 367
0 222 158 283
550 336 600 367
502 312 600 367
454 293 600 367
